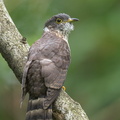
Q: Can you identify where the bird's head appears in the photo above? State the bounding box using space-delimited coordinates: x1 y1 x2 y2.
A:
44 13 79 38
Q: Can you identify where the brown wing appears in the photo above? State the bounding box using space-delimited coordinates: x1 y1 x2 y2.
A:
39 34 70 89
21 60 32 101
39 34 70 108
22 32 70 109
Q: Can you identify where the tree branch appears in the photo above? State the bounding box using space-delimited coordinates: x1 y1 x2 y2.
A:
0 0 29 82
0 0 89 120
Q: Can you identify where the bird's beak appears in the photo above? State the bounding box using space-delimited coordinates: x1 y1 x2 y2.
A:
67 18 79 22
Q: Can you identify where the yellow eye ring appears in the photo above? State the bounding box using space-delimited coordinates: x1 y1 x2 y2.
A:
56 18 62 24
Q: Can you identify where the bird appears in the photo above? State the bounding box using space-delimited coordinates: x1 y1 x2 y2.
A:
21 13 79 120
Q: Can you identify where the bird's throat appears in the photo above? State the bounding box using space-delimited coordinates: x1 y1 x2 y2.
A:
43 27 69 41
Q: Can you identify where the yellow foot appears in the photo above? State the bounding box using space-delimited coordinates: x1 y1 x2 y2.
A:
62 86 66 91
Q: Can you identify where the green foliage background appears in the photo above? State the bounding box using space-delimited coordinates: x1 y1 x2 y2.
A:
0 0 120 119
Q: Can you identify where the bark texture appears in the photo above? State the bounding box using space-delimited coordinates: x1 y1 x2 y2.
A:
0 0 89 120
0 0 30 82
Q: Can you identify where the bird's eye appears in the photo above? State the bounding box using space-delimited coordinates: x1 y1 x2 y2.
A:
56 18 62 24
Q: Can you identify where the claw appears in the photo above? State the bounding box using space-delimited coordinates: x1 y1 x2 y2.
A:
62 86 66 91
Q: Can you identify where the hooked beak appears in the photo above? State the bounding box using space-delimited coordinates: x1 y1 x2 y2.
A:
67 18 79 22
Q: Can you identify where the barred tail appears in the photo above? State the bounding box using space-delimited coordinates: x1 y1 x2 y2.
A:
26 96 52 120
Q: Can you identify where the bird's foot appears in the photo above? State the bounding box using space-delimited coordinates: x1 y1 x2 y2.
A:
62 86 66 91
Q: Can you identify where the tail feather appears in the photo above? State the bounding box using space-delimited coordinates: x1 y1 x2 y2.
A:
26 96 52 120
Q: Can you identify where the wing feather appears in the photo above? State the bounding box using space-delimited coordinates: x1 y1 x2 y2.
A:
22 33 70 109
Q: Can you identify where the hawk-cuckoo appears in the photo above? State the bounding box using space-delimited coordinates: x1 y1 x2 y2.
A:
21 13 79 120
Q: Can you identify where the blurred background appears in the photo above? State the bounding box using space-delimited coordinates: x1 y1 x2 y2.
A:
0 0 120 120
